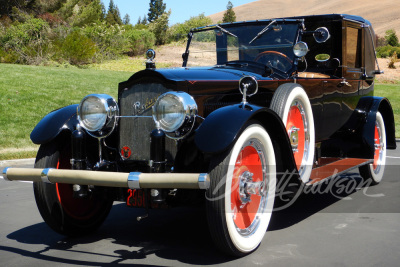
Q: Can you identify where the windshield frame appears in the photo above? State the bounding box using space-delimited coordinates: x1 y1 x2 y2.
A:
183 19 305 75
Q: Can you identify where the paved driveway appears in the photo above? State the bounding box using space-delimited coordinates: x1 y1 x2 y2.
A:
0 145 399 266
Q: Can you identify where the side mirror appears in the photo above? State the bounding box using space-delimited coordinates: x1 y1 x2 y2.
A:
314 27 331 43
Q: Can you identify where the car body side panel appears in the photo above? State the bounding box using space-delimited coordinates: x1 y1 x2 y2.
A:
320 96 396 159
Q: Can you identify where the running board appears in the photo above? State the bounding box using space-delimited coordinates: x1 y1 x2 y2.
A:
307 158 373 185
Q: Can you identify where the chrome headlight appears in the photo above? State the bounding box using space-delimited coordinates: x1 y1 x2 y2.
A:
78 94 119 138
152 92 197 135
293 41 309 57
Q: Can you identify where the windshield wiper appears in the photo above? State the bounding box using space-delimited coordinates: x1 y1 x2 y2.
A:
249 20 276 44
216 25 237 38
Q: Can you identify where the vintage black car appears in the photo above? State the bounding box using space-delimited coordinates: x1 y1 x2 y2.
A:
3 14 396 256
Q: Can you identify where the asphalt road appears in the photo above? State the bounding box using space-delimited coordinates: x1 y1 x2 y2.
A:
0 145 399 266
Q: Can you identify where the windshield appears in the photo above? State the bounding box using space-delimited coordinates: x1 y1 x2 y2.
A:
185 21 301 73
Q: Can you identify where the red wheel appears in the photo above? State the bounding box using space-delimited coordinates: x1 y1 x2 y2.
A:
270 83 315 183
33 139 113 236
286 105 306 168
359 112 386 184
231 146 264 230
207 124 276 256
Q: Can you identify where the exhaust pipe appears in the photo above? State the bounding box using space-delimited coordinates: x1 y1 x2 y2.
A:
2 168 210 190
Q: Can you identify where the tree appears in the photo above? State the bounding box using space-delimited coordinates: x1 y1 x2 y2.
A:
385 29 399 47
0 0 32 17
73 0 104 27
149 9 170 45
168 13 212 41
147 0 166 23
141 14 148 25
123 13 130 25
222 1 236 23
106 0 122 25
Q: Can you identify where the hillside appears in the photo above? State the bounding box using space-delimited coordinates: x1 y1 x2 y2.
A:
209 0 399 36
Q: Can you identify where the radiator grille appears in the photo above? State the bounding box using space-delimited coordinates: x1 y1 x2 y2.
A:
119 83 177 161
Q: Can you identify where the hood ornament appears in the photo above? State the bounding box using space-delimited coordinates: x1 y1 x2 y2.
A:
239 76 258 108
146 49 156 69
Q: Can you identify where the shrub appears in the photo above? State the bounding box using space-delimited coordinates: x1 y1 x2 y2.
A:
168 14 212 42
124 29 155 56
60 30 97 65
377 45 400 59
388 52 398 69
385 29 399 47
1 18 50 46
38 13 63 27
83 22 128 60
0 47 19 63
376 34 387 47
0 18 51 64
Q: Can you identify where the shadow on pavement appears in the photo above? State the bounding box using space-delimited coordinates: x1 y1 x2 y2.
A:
0 173 385 265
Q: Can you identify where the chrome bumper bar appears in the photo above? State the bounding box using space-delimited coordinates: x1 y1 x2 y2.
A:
2 168 210 190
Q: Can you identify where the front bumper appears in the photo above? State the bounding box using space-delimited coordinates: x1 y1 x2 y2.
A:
2 168 210 190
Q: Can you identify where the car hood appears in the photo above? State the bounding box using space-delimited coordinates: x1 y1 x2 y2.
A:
122 66 274 96
156 66 273 82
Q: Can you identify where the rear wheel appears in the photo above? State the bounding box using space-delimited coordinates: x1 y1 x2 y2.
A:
206 124 276 256
270 84 315 183
33 139 113 236
359 112 386 185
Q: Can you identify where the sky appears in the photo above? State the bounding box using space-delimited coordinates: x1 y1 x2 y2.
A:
101 0 256 25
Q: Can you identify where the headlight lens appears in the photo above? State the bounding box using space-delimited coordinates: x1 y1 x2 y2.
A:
78 94 119 138
152 92 197 133
293 41 309 57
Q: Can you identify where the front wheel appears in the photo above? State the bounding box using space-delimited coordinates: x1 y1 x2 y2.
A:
359 112 386 185
206 124 276 256
33 139 113 236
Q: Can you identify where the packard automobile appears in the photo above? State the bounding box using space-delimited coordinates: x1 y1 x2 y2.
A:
3 14 396 256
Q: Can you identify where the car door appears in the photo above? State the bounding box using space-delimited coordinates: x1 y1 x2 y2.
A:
341 21 363 121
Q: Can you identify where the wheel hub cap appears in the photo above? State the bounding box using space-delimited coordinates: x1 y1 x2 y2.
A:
239 171 267 206
231 139 269 233
286 101 308 170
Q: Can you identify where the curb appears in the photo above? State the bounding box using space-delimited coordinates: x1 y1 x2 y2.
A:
0 158 35 168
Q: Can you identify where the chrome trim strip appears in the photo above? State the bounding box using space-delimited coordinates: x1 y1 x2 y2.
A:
198 173 210 190
117 116 153 118
128 172 141 189
2 167 10 181
41 168 53 184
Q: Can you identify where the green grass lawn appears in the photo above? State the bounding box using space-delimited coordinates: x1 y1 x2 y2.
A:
0 63 132 160
0 63 398 160
375 83 400 138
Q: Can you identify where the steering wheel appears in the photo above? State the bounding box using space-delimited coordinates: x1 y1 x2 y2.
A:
254 51 292 72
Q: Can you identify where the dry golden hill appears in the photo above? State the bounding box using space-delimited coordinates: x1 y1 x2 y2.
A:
209 0 399 36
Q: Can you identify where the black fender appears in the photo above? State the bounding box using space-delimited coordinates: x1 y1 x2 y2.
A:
361 96 396 155
195 104 299 180
30 104 79 145
327 96 396 159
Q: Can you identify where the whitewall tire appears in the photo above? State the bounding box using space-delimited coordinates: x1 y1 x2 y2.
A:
359 112 386 184
206 124 276 256
270 84 315 183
